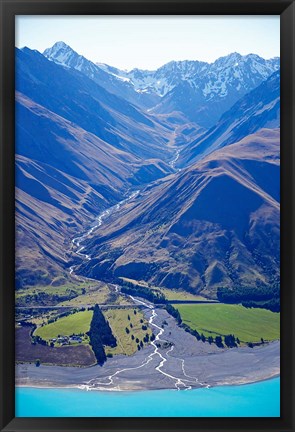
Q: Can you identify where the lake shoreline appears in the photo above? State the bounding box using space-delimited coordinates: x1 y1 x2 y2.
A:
15 371 281 392
16 338 280 392
16 307 280 392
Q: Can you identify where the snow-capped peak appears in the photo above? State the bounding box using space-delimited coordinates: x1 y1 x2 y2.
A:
43 42 98 74
43 42 280 109
51 41 70 50
95 53 279 99
43 41 78 67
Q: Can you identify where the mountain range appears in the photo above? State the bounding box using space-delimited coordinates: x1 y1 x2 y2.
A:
179 70 280 166
15 42 280 296
44 42 279 128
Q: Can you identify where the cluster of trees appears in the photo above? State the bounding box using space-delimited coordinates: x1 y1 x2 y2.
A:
121 282 166 304
165 304 182 325
137 341 144 350
217 284 280 312
88 304 117 366
16 290 79 307
223 334 238 348
31 334 47 346
20 321 36 329
184 325 266 348
143 333 150 343
214 336 224 347
165 307 244 349
135 332 155 350
182 326 240 348
247 338 265 348
242 298 280 313
126 313 155 348
182 324 204 343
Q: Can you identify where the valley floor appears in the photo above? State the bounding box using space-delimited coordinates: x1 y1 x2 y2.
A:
16 307 280 391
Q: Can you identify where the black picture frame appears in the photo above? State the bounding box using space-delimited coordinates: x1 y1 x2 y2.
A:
0 0 294 431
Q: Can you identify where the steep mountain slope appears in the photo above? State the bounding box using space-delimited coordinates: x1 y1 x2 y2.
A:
45 43 279 129
79 129 280 296
15 49 175 287
98 53 279 128
98 59 207 98
179 70 280 167
15 92 136 287
16 47 172 161
15 45 280 294
151 54 279 127
43 42 160 109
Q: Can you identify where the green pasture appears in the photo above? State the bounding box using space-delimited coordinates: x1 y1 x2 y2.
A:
34 310 93 341
175 303 280 343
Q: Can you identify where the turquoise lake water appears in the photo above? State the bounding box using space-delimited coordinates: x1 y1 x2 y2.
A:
15 377 280 417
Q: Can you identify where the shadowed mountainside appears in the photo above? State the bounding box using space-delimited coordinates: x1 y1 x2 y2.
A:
96 52 279 128
79 129 280 297
15 48 175 287
16 47 173 161
44 43 279 129
178 71 280 167
43 41 161 110
15 45 280 299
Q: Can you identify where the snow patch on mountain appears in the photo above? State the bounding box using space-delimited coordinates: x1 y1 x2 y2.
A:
94 53 279 101
44 43 279 103
43 42 280 126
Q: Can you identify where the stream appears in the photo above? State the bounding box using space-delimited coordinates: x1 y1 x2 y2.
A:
69 190 139 275
78 294 205 392
67 140 207 391
169 149 180 169
67 185 206 391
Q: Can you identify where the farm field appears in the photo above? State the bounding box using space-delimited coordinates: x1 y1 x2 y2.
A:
34 310 93 341
104 308 153 356
16 326 96 366
175 303 280 343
